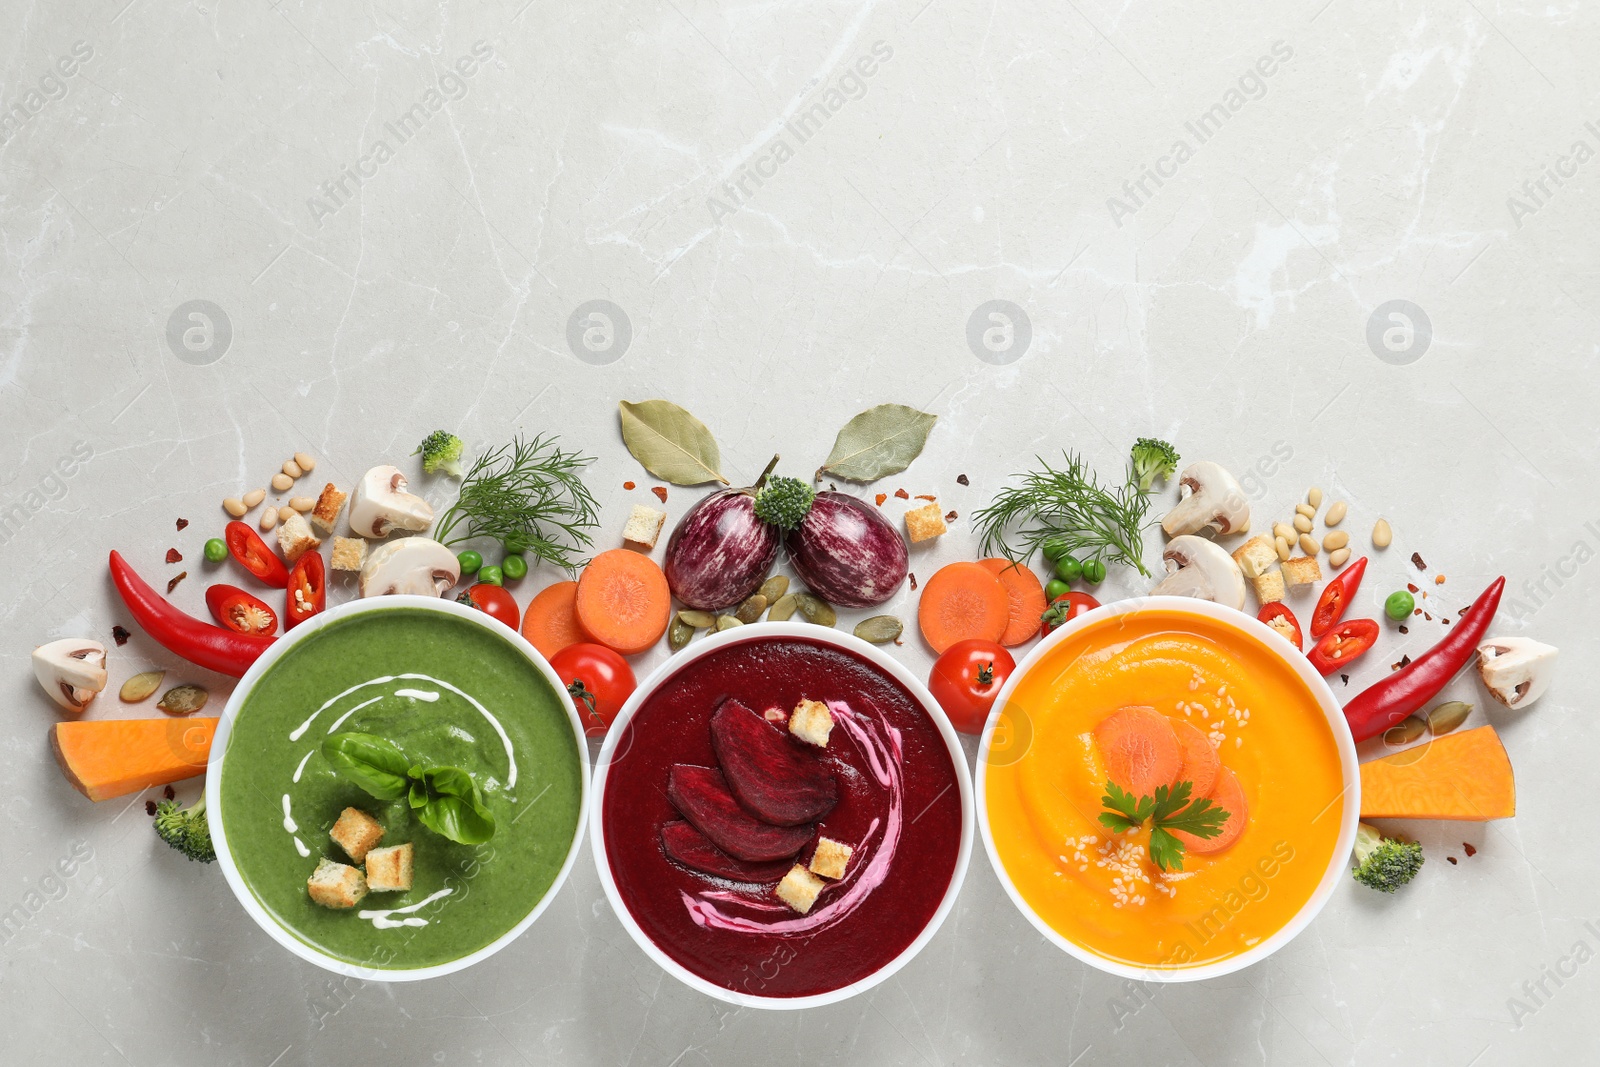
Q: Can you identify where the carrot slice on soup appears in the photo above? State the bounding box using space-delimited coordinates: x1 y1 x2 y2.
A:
1171 765 1248 855
1092 705 1181 797
1169 719 1220 798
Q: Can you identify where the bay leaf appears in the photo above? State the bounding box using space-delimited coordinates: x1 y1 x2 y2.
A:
618 400 728 486
816 404 937 482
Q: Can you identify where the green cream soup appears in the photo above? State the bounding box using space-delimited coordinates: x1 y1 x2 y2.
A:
221 607 583 970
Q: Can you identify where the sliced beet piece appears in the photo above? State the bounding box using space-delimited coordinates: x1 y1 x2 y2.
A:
667 765 813 862
659 820 792 883
710 698 838 826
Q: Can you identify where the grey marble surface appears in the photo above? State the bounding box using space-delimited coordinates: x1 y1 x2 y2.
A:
2 0 1595 1063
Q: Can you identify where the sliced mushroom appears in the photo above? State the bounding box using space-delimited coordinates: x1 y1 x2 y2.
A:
348 465 434 539
33 638 109 713
359 537 460 597
1476 636 1558 710
1150 535 1246 610
1161 461 1250 539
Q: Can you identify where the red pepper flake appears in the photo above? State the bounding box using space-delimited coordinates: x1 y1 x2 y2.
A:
956 474 969 486
1447 856 1458 865
1340 674 1349 686
145 800 158 816
1443 617 1451 625
1406 583 1418 594
894 488 909 500
1434 574 1446 585
1423 612 1433 621
175 518 189 531
1414 608 1422 616
167 571 187 594
112 625 131 646
1398 625 1409 634
1411 552 1426 570
163 784 176 800
1459 606 1470 616
651 486 668 503
875 493 888 506
1463 842 1477 857
908 572 918 591
1391 654 1412 671
829 483 837 492
915 494 937 501
945 511 958 522
623 481 635 491
166 548 183 564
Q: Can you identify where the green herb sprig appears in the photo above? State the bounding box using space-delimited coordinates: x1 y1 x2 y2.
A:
322 733 496 845
433 434 599 573
1098 779 1230 872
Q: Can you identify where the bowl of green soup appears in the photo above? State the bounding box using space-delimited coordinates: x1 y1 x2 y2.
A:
208 595 589 981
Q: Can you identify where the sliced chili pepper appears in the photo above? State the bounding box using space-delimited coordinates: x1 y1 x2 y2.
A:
1310 555 1367 638
108 551 274 677
225 521 288 588
1256 602 1302 650
285 551 326 629
1307 619 1378 675
1344 576 1505 742
205 583 279 636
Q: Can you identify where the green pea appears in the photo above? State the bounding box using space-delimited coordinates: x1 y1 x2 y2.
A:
1081 559 1107 584
502 536 529 554
1042 537 1071 562
477 565 503 586
1053 555 1082 583
1045 578 1071 600
1385 590 1415 620
501 553 528 581
457 550 483 575
203 538 227 563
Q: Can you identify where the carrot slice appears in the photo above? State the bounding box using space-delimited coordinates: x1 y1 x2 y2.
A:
574 549 671 656
51 717 217 802
1093 705 1181 797
917 562 1009 654
521 580 585 662
1171 765 1248 855
1169 719 1219 798
979 558 1049 647
1360 725 1515 820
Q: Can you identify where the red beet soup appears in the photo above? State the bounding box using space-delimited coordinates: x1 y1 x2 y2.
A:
602 636 964 999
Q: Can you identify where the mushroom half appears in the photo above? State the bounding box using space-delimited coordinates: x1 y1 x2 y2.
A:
33 638 109 713
1150 535 1247 610
359 537 461 598
349 465 434 539
1161 461 1250 539
1476 636 1558 710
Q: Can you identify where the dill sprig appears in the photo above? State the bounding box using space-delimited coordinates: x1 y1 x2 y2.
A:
972 451 1154 576
433 435 599 573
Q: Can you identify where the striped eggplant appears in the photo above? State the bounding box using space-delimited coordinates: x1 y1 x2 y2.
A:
663 486 778 610
785 492 908 608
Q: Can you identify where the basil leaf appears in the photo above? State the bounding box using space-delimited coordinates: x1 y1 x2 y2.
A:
409 766 496 845
321 733 411 800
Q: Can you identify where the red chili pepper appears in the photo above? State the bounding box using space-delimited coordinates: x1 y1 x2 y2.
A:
1310 555 1367 639
1343 576 1505 742
225 521 289 588
1307 619 1378 675
285 551 326 629
109 551 274 676
1257 602 1302 650
205 583 279 635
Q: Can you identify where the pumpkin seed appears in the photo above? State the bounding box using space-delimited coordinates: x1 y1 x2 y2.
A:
734 594 768 623
1382 715 1427 746
767 593 799 622
677 610 716 629
668 617 694 651
853 616 903 644
792 593 836 627
715 615 744 631
1426 700 1472 736
758 576 789 604
157 684 209 716
119 670 165 703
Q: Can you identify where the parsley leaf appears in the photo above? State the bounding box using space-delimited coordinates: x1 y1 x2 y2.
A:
1097 778 1232 872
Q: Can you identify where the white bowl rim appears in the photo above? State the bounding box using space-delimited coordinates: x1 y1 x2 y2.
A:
975 595 1361 983
206 593 592 983
589 620 975 1010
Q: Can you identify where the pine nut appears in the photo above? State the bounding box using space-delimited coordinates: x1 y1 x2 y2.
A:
1307 487 1323 508
1372 518 1393 548
278 505 296 523
223 497 247 517
259 508 278 532
1323 530 1349 551
242 488 266 509
1273 522 1296 542
1329 547 1351 568
1325 501 1347 526
293 452 316 473
283 459 303 479
289 496 315 512
1275 536 1292 561
1295 503 1316 519
1293 514 1313 534
272 473 294 491
1300 533 1320 555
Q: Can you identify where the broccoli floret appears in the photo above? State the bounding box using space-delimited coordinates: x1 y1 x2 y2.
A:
154 795 216 863
414 430 467 478
753 476 816 530
1129 438 1180 492
1351 822 1422 892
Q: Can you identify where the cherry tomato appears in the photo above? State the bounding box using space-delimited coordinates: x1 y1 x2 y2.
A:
205 583 279 635
928 639 1016 735
550 643 636 737
1307 618 1379 675
459 583 519 629
224 521 288 588
1310 556 1368 639
1039 591 1101 637
284 552 326 629
1256 602 1302 650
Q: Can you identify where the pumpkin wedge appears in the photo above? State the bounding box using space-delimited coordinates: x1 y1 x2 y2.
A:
1360 725 1515 821
51 717 217 802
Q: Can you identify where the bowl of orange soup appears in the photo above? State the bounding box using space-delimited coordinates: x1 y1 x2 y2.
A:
978 596 1359 981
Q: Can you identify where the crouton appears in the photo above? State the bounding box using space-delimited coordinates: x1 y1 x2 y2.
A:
310 483 347 535
622 504 666 549
1232 536 1278 581
364 843 414 893
776 864 826 914
307 858 368 909
809 837 853 880
276 510 321 564
330 807 384 863
788 698 834 747
1281 556 1323 591
1252 569 1286 605
330 536 367 572
904 502 947 543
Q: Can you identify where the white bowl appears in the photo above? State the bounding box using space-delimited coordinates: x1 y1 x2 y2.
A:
976 596 1360 983
207 594 591 982
590 621 974 1009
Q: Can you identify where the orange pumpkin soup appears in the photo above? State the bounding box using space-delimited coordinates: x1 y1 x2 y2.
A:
984 608 1345 970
